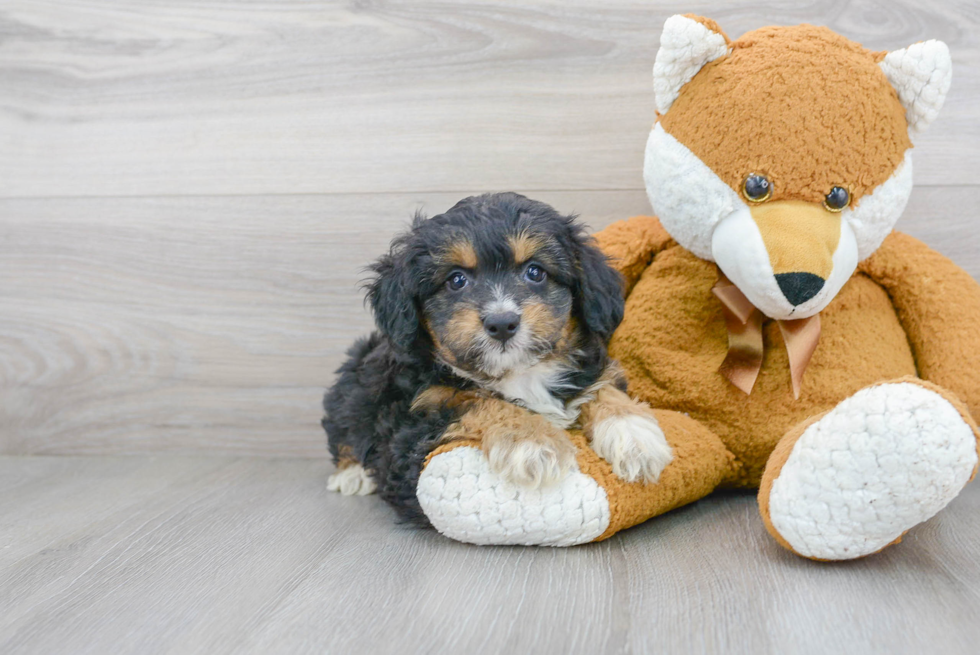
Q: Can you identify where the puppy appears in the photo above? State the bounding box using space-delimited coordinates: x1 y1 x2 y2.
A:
323 193 672 524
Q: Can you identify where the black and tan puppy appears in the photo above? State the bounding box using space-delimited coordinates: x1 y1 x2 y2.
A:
323 193 671 525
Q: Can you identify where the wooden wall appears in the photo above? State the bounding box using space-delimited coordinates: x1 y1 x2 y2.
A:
2 0 978 456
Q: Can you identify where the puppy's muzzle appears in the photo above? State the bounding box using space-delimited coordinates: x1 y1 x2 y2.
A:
483 312 520 344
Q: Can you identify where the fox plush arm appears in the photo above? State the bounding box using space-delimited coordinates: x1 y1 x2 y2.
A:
592 216 675 293
859 231 980 417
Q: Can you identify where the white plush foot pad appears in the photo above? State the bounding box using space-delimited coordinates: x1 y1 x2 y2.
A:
768 382 978 560
417 446 610 546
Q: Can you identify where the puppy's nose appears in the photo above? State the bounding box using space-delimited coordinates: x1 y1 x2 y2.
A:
483 312 520 343
775 272 825 306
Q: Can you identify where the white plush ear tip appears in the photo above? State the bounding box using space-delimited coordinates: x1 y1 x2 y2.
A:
653 15 728 114
879 40 952 133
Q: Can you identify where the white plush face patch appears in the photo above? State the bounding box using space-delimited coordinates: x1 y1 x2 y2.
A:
643 123 739 261
644 124 913 319
843 151 914 260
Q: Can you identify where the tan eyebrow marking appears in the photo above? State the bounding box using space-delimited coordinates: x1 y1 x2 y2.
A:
438 239 478 269
508 232 547 265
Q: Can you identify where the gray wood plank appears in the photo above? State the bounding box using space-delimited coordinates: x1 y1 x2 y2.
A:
1 455 978 655
2 187 978 456
1 0 978 198
621 490 980 654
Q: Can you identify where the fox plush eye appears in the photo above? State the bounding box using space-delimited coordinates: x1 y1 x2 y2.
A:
447 271 468 291
742 174 772 202
524 264 547 284
823 186 850 212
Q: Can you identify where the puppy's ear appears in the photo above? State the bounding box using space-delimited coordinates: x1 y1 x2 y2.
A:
366 247 421 352
574 236 625 341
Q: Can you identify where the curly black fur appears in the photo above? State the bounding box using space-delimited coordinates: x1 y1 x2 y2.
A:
322 192 625 525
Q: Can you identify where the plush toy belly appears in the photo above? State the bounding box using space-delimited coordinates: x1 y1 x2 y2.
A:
609 245 918 487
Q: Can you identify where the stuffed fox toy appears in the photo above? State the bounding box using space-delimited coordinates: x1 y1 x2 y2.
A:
413 16 980 559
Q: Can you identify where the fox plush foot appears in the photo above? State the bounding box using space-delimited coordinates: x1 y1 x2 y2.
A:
418 443 611 546
759 379 980 560
416 410 735 546
416 382 979 553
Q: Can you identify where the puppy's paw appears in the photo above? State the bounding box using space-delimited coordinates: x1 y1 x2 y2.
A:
485 434 577 490
591 412 673 483
327 464 378 496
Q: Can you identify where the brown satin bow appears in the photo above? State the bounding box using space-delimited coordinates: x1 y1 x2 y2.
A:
712 273 821 399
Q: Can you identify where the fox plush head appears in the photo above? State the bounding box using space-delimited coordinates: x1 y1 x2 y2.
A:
645 15 952 319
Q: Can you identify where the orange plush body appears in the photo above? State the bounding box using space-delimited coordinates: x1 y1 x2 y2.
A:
415 17 980 559
596 219 980 551
600 221 980 490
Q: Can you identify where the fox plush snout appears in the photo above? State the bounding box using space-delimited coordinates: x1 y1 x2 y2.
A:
750 201 840 305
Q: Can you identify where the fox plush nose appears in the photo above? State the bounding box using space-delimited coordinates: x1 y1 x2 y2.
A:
483 312 520 343
775 272 825 306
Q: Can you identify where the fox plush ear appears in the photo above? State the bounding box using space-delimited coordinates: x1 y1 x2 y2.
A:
879 40 952 133
653 14 730 114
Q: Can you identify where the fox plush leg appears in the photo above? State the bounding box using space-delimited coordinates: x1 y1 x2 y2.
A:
759 377 980 560
416 410 736 546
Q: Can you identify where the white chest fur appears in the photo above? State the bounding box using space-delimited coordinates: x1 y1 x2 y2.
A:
487 360 579 429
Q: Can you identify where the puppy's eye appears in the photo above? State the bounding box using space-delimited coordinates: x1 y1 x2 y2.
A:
524 264 546 284
742 173 772 203
447 271 468 291
823 186 850 212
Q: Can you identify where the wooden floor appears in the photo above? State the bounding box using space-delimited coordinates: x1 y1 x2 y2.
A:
2 455 980 655
2 1 980 653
